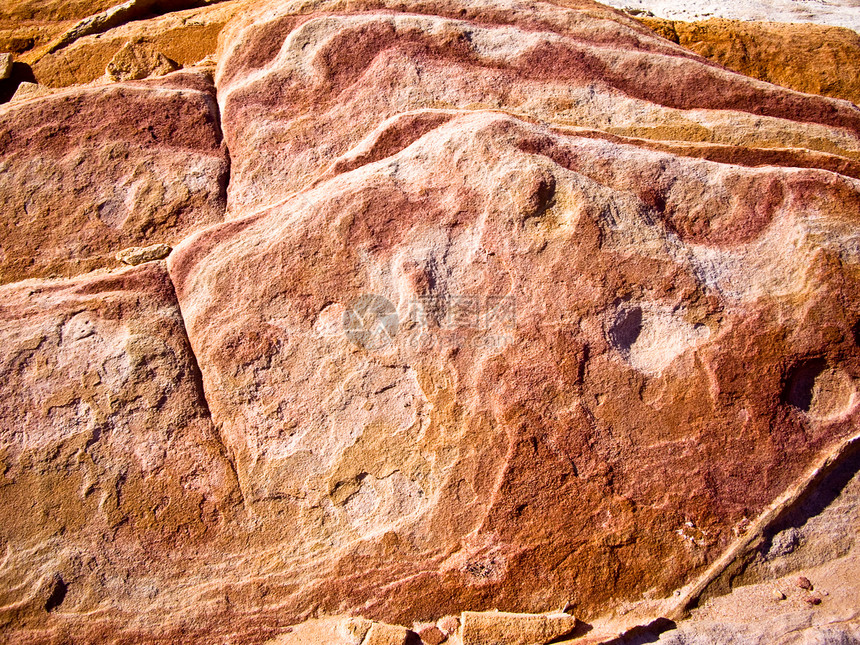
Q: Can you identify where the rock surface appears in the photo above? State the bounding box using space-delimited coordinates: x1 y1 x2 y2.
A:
0 262 240 642
0 69 228 284
0 0 859 642
0 53 11 79
460 610 579 645
644 449 860 644
641 17 860 105
214 0 860 213
0 0 233 69
116 243 172 266
25 0 247 88
105 40 178 82
172 0 860 624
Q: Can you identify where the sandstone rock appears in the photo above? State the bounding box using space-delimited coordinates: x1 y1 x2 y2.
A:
170 85 860 629
0 0 120 22
39 0 225 60
0 52 11 79
26 1 245 88
364 621 418 645
193 54 218 69
416 624 446 644
266 617 360 644
0 0 121 61
437 616 460 635
640 436 860 644
46 0 162 55
796 576 814 590
215 0 860 214
105 40 179 81
1 0 860 642
9 80 50 101
460 611 579 645
0 69 227 284
343 616 373 644
0 262 239 640
641 18 860 105
116 242 172 265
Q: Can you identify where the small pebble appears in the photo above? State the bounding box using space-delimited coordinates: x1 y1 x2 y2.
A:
417 624 446 645
796 576 814 591
116 243 172 266
436 615 459 635
772 589 786 601
805 596 822 606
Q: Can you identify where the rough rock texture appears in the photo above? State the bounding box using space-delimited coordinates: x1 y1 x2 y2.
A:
171 96 860 622
116 243 172 266
0 0 121 59
166 0 860 626
0 69 228 284
105 40 178 82
214 0 860 214
631 446 860 644
0 53 11 79
641 17 860 105
364 621 419 645
0 0 233 66
416 624 447 645
26 0 247 89
0 0 859 642
0 263 240 642
8 80 51 102
460 610 579 644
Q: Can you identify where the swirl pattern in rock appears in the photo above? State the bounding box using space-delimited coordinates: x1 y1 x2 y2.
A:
0 0 859 642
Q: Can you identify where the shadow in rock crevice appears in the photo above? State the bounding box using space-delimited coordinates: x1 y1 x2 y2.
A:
601 618 678 645
0 62 36 104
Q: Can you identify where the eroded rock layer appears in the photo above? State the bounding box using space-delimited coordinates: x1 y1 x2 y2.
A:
641 17 860 105
0 0 858 642
0 69 227 284
0 263 241 642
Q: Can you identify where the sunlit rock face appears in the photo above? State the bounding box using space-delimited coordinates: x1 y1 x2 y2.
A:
1 0 859 641
171 0 860 625
0 262 241 642
0 69 228 285
639 17 860 106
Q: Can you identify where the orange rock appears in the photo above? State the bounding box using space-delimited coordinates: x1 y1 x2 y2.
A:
797 576 814 591
641 17 860 105
417 624 446 644
105 40 178 82
364 622 417 645
0 69 227 284
27 1 240 88
0 262 240 640
0 0 859 642
460 611 578 645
